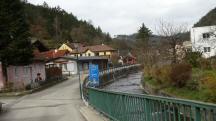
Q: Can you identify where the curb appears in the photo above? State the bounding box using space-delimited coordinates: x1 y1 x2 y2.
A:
0 78 67 97
80 106 109 121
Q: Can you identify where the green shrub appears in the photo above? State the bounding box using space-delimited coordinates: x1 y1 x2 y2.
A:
200 75 216 102
199 58 212 70
184 52 202 68
170 63 192 88
155 65 171 85
186 80 199 90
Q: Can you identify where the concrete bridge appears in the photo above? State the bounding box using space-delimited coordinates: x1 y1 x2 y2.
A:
82 64 216 121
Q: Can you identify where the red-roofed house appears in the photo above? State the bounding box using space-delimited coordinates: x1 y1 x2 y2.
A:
123 52 137 65
35 49 70 60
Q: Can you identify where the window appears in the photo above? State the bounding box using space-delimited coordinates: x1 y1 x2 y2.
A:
64 64 68 70
203 33 210 39
15 67 18 77
24 66 30 75
80 54 82 56
88 53 91 56
96 53 99 56
204 47 211 52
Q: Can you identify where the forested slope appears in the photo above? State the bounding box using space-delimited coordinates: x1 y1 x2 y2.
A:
24 2 111 48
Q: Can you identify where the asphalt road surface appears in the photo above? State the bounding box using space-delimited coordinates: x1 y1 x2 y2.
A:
0 76 86 121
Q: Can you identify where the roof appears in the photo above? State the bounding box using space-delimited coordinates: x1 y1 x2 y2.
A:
65 43 85 49
31 38 49 52
125 52 136 59
34 50 69 60
47 56 108 62
87 44 116 52
71 44 116 53
63 56 108 61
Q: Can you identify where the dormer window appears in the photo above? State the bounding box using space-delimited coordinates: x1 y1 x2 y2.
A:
203 33 210 39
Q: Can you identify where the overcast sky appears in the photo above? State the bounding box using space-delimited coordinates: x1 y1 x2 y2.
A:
28 0 216 36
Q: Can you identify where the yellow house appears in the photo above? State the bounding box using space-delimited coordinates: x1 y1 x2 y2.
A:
59 43 85 52
59 43 73 52
59 43 116 58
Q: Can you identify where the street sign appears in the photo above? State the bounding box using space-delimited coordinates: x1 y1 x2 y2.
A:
89 64 99 87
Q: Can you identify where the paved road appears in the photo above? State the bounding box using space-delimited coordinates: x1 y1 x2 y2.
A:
0 77 86 121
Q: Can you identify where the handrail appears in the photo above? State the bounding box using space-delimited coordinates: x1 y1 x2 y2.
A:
88 87 216 109
88 87 216 121
83 64 216 121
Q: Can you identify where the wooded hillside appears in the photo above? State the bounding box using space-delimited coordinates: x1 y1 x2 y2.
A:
194 7 216 27
23 1 112 48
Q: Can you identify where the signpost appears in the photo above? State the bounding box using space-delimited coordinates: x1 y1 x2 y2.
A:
89 64 99 87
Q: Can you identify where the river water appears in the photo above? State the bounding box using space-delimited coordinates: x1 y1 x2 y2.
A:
103 72 145 94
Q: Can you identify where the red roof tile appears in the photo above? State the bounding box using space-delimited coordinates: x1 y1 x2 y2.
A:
34 50 69 60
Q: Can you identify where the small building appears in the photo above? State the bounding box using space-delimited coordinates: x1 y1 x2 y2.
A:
123 52 137 65
191 25 216 58
0 59 46 90
46 56 108 75
7 60 46 89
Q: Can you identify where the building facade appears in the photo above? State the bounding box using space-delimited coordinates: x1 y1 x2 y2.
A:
191 25 216 58
46 56 108 75
59 43 116 58
6 62 46 89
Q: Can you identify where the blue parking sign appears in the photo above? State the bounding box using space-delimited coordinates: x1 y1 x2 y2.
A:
89 64 99 87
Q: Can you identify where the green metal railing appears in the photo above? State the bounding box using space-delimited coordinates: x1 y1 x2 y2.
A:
88 87 216 121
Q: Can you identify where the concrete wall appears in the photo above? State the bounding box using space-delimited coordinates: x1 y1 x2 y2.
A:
7 62 46 89
65 61 78 74
191 25 216 58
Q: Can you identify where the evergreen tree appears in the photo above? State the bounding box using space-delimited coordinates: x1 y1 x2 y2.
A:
137 23 152 41
0 0 33 67
135 23 152 64
136 23 152 47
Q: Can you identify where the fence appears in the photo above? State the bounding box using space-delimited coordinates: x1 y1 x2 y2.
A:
88 87 216 121
82 64 216 121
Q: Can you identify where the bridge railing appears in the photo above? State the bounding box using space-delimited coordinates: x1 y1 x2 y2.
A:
99 64 141 76
88 87 216 121
82 64 141 100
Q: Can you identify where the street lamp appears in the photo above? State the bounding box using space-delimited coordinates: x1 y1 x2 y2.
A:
76 48 83 99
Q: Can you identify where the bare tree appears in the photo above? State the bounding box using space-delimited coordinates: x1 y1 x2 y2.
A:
156 20 188 64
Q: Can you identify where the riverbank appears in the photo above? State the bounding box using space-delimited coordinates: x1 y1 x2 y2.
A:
142 74 216 103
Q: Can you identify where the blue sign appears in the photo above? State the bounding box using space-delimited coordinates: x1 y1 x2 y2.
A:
89 64 99 87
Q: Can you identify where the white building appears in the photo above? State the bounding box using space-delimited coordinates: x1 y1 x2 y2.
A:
46 56 108 75
191 25 216 58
